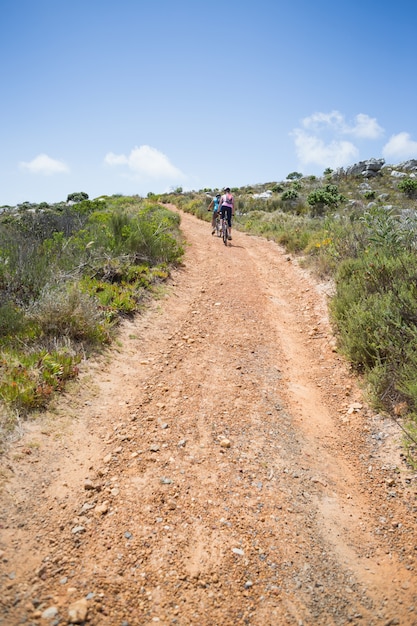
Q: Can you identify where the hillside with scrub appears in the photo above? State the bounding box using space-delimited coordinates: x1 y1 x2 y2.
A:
1 158 417 466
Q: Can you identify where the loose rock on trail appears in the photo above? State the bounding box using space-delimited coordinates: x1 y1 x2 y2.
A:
1 208 416 626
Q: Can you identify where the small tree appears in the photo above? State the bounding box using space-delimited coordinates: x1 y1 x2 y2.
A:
67 192 89 203
287 172 303 181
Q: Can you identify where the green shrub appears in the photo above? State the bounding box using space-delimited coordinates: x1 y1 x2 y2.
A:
397 177 417 198
281 189 298 201
307 184 346 217
363 190 376 200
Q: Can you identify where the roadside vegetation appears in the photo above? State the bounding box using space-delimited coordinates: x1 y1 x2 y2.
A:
161 163 417 464
0 194 183 447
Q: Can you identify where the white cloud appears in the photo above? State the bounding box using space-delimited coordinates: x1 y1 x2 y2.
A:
104 153 129 166
292 129 359 169
348 113 384 139
19 153 69 175
104 145 185 180
301 110 383 139
302 110 346 132
292 110 384 170
382 132 417 160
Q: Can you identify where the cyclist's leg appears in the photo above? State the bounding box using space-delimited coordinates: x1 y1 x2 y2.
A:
227 207 232 239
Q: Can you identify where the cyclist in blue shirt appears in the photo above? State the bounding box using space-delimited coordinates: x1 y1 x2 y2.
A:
207 193 221 235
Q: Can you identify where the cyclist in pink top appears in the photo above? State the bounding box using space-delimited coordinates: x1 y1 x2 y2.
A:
219 187 235 241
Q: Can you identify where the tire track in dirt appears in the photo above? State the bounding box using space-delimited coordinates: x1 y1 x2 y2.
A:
0 208 416 626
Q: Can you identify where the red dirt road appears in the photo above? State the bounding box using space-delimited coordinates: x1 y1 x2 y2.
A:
1 209 416 625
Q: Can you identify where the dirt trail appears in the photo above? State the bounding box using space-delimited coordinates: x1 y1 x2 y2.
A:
1 209 416 626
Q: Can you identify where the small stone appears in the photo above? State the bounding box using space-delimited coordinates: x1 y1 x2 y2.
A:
220 439 231 448
68 597 88 624
41 606 58 619
95 502 109 515
80 502 95 513
150 444 160 452
232 548 244 556
244 580 253 588
71 526 86 534
311 476 327 487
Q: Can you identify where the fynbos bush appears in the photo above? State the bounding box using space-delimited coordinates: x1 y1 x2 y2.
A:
29 284 108 344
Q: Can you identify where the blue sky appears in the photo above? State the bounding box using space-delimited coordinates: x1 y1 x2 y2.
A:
1 0 417 205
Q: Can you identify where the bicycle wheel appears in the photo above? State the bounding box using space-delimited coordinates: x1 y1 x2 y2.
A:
222 220 228 246
216 216 221 236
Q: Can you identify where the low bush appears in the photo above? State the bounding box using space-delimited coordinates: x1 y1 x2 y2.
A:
0 303 27 337
0 348 80 415
307 184 346 217
28 284 109 344
397 177 417 198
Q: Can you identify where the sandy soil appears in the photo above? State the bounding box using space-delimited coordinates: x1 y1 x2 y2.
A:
0 208 416 626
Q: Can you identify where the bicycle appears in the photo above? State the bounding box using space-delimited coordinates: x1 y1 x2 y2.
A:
221 216 229 246
214 213 222 237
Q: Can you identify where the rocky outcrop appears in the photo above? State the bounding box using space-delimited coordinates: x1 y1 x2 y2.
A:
396 159 417 172
333 158 386 179
345 158 385 178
